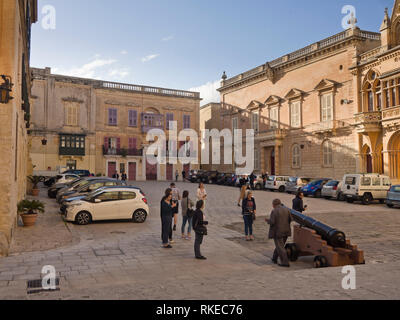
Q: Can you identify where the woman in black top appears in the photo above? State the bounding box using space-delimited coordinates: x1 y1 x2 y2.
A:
160 188 176 248
293 191 307 213
242 191 256 241
192 200 207 260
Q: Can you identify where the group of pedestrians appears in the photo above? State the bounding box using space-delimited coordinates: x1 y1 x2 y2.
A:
238 185 308 268
160 182 208 260
112 171 127 182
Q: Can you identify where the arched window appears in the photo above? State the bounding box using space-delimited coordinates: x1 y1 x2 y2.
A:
292 144 301 168
362 70 381 112
322 140 333 167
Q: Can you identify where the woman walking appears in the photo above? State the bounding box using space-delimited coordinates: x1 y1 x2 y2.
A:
181 190 194 240
192 200 207 260
242 191 256 241
160 188 176 248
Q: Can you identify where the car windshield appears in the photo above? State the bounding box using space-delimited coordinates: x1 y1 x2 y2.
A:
73 180 89 190
289 177 297 183
326 180 338 187
267 176 275 181
390 186 400 192
309 180 321 186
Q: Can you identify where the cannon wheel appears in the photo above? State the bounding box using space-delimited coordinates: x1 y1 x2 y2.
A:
314 256 328 268
285 243 299 262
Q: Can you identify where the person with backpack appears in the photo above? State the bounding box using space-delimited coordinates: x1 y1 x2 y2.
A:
181 190 194 240
192 200 208 260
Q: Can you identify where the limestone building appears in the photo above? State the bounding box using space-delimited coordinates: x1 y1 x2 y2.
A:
212 1 400 183
0 0 38 256
30 68 201 181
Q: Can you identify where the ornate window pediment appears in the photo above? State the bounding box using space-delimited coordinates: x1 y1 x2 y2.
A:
264 95 283 106
314 79 339 93
285 88 305 100
246 100 264 111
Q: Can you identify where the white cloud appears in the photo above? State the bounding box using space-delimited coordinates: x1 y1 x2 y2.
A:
108 68 130 79
141 54 160 63
120 50 128 55
53 58 117 79
162 35 174 42
189 80 221 106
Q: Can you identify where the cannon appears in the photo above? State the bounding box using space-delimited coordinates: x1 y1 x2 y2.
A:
284 207 365 268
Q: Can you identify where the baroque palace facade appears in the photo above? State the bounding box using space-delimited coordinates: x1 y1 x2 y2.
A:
0 0 37 255
30 68 201 181
209 1 400 183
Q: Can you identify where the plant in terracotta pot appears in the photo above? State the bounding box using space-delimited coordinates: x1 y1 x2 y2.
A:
27 175 44 196
17 199 45 227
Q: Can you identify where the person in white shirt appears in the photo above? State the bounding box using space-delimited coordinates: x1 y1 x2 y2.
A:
170 183 181 233
197 183 207 208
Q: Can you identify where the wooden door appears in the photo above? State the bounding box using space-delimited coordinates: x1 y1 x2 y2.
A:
128 162 137 181
146 161 157 181
166 164 173 181
108 162 117 178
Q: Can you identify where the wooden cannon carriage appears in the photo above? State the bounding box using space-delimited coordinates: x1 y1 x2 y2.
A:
284 208 365 268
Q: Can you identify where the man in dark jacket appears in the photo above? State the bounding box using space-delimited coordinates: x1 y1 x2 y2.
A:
292 191 307 213
266 199 292 267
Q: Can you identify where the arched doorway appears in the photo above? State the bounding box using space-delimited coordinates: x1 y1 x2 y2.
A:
362 145 373 173
388 132 400 181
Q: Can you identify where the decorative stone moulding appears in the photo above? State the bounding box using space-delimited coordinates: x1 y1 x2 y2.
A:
62 97 84 104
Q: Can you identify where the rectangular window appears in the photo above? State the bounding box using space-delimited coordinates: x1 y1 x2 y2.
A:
65 103 79 126
321 93 333 122
128 110 137 127
232 117 238 130
290 101 301 128
368 91 374 112
129 137 137 150
251 112 259 132
270 107 279 128
183 115 191 129
108 108 117 126
166 113 174 130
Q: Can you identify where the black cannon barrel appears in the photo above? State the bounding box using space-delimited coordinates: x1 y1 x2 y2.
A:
287 207 347 248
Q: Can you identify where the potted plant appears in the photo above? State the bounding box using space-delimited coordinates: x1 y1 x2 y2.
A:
27 175 44 196
17 199 45 227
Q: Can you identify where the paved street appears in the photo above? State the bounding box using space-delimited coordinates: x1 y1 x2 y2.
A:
0 181 400 300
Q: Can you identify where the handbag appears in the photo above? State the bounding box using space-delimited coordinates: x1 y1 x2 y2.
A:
186 198 194 218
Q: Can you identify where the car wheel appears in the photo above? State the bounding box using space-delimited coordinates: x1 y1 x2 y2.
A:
315 190 321 198
387 203 394 208
346 198 354 203
278 186 285 193
75 211 92 225
362 193 373 205
337 192 345 201
133 209 147 223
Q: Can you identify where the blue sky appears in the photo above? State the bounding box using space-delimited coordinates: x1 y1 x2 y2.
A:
31 0 395 105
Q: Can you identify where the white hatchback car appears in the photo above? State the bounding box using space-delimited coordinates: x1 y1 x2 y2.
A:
64 186 149 225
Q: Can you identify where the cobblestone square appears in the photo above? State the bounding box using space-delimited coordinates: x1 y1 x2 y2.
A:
0 182 399 300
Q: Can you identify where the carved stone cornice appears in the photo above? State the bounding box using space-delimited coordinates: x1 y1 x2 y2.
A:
62 97 84 104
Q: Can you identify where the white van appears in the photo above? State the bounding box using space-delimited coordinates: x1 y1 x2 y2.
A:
342 174 391 205
265 175 291 192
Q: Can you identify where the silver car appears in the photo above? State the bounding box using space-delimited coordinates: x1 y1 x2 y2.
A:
321 180 344 200
286 177 313 194
387 185 400 208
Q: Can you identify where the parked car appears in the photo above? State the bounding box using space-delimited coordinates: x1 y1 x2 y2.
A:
63 186 149 225
286 177 313 194
189 170 204 183
254 175 265 190
265 175 291 192
387 185 400 208
55 177 106 201
321 180 344 200
301 179 331 198
342 174 391 205
48 177 83 199
58 178 126 204
200 171 218 184
224 174 237 186
62 169 91 177
55 174 80 185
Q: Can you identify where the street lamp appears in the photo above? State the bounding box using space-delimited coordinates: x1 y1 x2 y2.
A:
0 75 13 104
